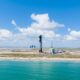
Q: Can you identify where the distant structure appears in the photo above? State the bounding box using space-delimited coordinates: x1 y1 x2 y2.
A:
52 48 56 54
39 35 43 53
30 45 36 49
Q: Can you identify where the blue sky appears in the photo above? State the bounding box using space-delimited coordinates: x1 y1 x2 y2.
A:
0 0 80 48
0 0 80 30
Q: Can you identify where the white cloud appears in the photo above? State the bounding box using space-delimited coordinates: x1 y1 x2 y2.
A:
1 13 80 48
64 30 80 40
0 29 12 40
11 20 17 26
68 28 71 32
15 13 64 39
0 13 80 48
30 13 64 30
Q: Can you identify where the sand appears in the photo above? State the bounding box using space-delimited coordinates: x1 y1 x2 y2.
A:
0 57 80 62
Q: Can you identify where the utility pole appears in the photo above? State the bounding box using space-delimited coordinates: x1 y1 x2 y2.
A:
39 35 43 53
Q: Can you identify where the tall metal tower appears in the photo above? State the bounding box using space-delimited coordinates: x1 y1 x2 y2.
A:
39 35 43 53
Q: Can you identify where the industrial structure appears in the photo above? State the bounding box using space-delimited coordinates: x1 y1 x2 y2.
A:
39 35 43 53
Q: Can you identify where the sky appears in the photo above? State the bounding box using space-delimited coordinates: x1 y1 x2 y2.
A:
0 0 80 48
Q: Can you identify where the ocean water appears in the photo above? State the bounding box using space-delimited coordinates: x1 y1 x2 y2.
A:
0 61 80 80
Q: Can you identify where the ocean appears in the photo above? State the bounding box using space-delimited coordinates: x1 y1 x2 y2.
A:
0 60 80 80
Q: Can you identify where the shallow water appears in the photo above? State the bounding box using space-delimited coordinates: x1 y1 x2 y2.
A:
0 60 80 80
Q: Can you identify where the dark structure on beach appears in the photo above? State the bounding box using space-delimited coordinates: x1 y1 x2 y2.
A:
39 35 43 53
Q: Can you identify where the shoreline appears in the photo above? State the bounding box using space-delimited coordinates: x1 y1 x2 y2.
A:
0 57 80 61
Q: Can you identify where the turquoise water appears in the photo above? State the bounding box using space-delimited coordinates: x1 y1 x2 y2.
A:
0 61 80 80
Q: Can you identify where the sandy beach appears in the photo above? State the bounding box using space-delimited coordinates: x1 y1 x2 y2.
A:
0 57 80 62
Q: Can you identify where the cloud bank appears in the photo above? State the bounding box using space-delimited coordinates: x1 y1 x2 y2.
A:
0 13 80 48
0 29 12 40
65 30 80 40
12 13 64 39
